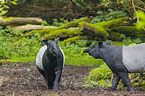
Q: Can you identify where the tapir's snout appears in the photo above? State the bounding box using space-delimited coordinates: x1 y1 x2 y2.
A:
52 49 60 58
83 48 90 53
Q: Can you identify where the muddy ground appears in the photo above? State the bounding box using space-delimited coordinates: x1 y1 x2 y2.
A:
0 62 145 96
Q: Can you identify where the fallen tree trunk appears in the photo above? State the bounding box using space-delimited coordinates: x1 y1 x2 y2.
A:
0 17 43 26
79 22 109 40
12 25 57 31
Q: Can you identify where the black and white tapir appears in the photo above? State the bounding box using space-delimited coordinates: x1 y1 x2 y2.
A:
83 41 145 92
36 38 65 90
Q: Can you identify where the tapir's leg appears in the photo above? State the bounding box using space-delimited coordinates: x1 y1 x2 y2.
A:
37 67 48 85
118 72 134 92
54 69 62 90
110 72 120 91
45 69 54 89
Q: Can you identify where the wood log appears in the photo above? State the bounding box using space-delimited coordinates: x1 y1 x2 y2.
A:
80 23 108 40
0 17 43 26
44 28 82 40
12 25 57 31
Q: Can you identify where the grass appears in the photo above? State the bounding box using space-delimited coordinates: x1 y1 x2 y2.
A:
10 52 104 66
10 56 36 62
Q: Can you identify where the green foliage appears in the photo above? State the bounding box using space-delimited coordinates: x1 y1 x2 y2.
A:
0 26 23 59
52 18 68 27
85 64 112 87
59 40 104 66
0 27 42 60
90 9 127 24
135 10 145 30
119 34 142 46
0 0 18 16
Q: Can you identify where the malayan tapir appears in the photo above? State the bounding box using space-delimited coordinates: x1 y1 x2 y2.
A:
83 41 145 92
36 38 65 90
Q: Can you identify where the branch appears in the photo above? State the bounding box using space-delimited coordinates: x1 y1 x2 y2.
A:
135 5 145 11
138 0 145 5
132 0 145 30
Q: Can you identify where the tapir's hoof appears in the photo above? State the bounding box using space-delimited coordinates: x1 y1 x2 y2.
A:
54 86 59 91
109 89 116 92
129 89 134 92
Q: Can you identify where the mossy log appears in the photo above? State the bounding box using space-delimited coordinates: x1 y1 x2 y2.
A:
23 27 58 37
44 28 82 40
94 17 129 28
79 22 109 40
12 25 57 31
58 17 90 29
112 26 145 41
62 35 89 43
108 31 122 40
0 17 43 26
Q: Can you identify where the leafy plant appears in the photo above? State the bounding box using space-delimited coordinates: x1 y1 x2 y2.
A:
135 10 145 30
0 0 18 16
119 34 142 46
52 18 68 27
90 9 127 24
85 64 112 87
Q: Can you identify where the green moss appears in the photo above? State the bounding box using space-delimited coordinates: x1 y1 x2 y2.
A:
44 29 82 39
23 27 57 37
2 17 20 21
94 17 128 28
62 36 81 43
79 21 109 36
109 31 122 40
112 26 144 33
58 17 90 29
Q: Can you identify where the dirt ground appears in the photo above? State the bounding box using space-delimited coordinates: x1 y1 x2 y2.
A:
0 62 145 96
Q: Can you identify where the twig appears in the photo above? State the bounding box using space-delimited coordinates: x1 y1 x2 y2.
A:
132 0 145 30
138 0 145 5
135 5 145 11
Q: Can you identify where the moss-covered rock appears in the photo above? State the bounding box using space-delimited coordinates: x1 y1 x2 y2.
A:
58 17 90 29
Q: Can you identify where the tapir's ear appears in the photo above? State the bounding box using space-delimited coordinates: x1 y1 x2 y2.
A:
55 38 59 43
106 40 111 45
98 41 103 48
41 39 48 45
